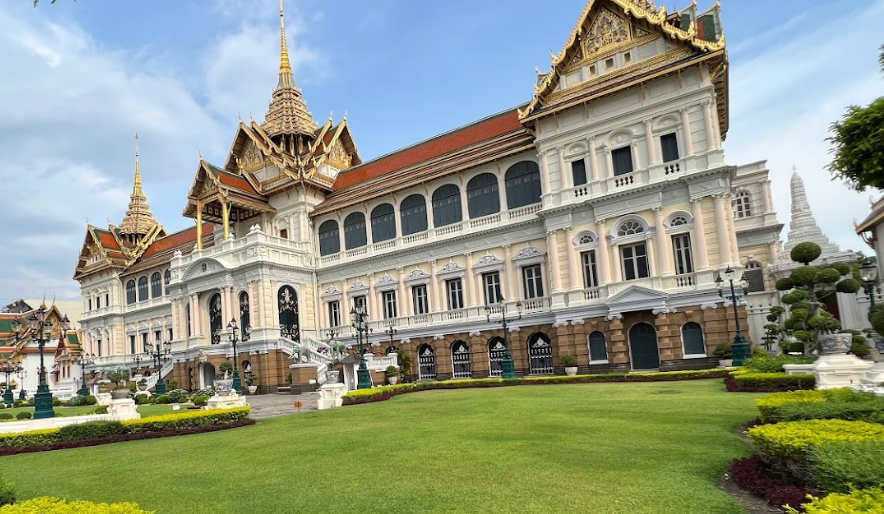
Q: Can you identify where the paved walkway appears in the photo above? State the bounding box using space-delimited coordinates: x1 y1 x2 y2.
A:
244 392 320 420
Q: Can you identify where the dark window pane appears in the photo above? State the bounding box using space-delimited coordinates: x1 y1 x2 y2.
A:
661 133 679 162
466 173 500 218
400 194 428 235
682 322 705 355
344 212 367 250
318 220 340 256
504 161 542 209
612 147 634 176
432 184 462 227
370 203 396 243
571 159 587 185
589 331 608 362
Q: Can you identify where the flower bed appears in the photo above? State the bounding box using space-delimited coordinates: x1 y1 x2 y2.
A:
725 371 815 392
0 407 251 455
727 455 813 511
0 496 152 513
788 486 884 514
342 369 731 405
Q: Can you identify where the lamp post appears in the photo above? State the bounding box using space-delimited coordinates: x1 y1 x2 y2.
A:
16 367 26 401
77 353 95 397
0 362 21 406
485 300 522 379
144 335 172 395
860 258 879 311
350 305 372 389
385 324 397 354
716 266 751 366
26 307 67 419
226 318 242 395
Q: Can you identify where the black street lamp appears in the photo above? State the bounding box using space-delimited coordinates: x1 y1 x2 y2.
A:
485 300 522 379
716 266 750 366
350 305 372 390
25 307 68 419
226 318 243 395
0 361 22 406
144 335 172 395
860 258 879 311
16 367 26 401
77 353 95 397
385 324 397 354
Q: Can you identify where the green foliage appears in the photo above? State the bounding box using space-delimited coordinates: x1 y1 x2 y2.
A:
732 372 815 391
774 396 884 424
0 414 11 421
219 362 234 376
775 278 794 291
809 313 841 334
0 496 154 513
85 395 97 406
782 290 810 305
712 342 732 358
836 278 861 294
827 93 884 192
870 304 884 336
831 262 852 276
0 477 14 506
816 267 842 284
51 398 61 407
246 374 259 386
755 389 849 423
851 340 872 358
809 441 884 494
91 406 109 415
0 429 62 449
122 407 250 433
560 355 578 367
155 395 170 404
167 381 178 390
791 265 819 286
789 486 884 514
396 349 413 377
745 355 815 373
384 366 399 377
192 395 209 407
166 389 189 403
58 421 127 441
67 395 87 407
746 419 884 462
791 242 822 265
15 412 31 420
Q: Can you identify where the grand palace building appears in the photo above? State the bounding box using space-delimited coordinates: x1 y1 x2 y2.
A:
74 0 783 393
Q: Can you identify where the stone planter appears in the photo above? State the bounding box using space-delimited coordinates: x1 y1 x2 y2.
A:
719 359 733 368
387 375 399 385
136 382 148 392
564 367 578 376
213 379 235 396
325 370 340 384
247 385 258 395
818 333 852 356
110 388 131 400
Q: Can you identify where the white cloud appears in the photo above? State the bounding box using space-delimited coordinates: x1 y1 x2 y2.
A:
725 0 884 255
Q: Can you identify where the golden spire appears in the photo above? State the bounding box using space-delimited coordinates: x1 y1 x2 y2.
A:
120 133 158 237
278 0 293 87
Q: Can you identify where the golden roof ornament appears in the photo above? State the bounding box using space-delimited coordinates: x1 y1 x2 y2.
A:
120 133 159 237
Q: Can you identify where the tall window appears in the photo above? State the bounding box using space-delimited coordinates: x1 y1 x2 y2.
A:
278 286 300 342
661 133 679 162
504 161 542 209
343 212 367 250
732 190 752 219
129 335 136 355
483 272 503 305
744 260 765 292
318 220 341 256
522 264 544 299
581 250 598 288
138 276 148 302
96 339 102 357
571 159 587 186
382 291 397 319
412 285 429 315
186 304 191 337
353 295 367 315
105 293 109 306
167 328 173 342
682 322 705 356
418 344 436 380
96 296 101 309
672 234 694 275
150 272 162 298
164 270 171 295
279 228 288 239
446 279 464 310
451 341 471 379
588 331 608 363
209 293 223 344
370 203 396 243
328 300 341 327
141 332 148 352
432 184 462 227
621 243 650 280
400 194 428 235
466 173 500 219
88 298 92 311
126 280 136 305
239 291 250 338
611 146 634 176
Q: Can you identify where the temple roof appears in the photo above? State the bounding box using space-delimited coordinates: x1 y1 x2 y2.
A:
782 168 845 261
120 135 160 237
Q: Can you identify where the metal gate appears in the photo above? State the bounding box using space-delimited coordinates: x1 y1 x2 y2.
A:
209 293 222 344
629 322 660 370
451 341 471 379
418 344 436 380
488 338 506 377
528 334 554 375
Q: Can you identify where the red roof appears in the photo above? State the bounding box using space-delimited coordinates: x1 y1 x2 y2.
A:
98 231 121 250
216 171 258 195
333 109 522 191
141 224 214 259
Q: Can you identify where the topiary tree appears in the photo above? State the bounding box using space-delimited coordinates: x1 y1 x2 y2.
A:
775 242 861 353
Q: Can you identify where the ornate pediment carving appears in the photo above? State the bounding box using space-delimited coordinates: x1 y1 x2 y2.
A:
405 269 430 282
515 245 543 260
474 253 503 268
327 140 352 170
439 261 464 274
585 8 631 57
376 275 397 287
323 285 342 296
239 140 265 174
347 280 367 292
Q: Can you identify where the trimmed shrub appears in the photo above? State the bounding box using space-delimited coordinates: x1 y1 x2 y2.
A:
776 398 884 424
809 440 884 494
85 395 97 406
155 395 170 404
51 398 62 407
747 419 884 463
67 395 87 407
191 395 209 406
122 407 250 433
0 496 153 513
11 401 21 409
756 388 854 423
191 388 214 400
166 389 189 404
787 486 884 514
791 242 822 265
744 355 815 373
0 429 62 448
0 414 12 421
58 421 127 442
726 372 815 392
15 412 31 420
92 406 109 415
850 340 872 358
0 478 14 506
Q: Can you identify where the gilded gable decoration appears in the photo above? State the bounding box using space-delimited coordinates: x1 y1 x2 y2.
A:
585 8 631 57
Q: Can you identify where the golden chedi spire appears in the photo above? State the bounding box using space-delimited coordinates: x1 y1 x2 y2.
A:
263 0 318 147
120 134 158 240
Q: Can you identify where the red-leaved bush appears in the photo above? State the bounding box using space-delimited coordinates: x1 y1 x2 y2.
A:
728 455 813 512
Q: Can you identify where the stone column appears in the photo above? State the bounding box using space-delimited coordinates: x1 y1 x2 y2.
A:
458 182 468 220
565 227 581 290
725 193 741 264
589 137 600 182
714 194 733 265
503 245 516 300
190 293 198 336
645 234 657 277
221 201 230 241
559 148 572 189
547 230 562 293
654 208 672 275
644 119 657 165
596 220 612 283
465 253 476 307
538 151 551 196
195 201 203 250
762 180 773 214
367 274 377 321
397 267 408 318
393 195 403 239
691 199 710 270
703 100 721 150
680 107 694 155
604 149 614 178
429 260 440 313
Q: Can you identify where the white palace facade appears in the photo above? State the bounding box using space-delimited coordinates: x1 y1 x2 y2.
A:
74 0 783 392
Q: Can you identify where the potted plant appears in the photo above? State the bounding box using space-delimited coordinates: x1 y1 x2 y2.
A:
385 366 400 385
214 362 234 396
713 343 733 367
136 378 148 391
561 355 578 376
109 368 131 399
396 349 413 383
811 312 851 355
246 374 259 395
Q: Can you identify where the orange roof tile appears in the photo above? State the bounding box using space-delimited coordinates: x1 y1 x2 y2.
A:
141 224 214 259
333 109 523 191
97 231 121 250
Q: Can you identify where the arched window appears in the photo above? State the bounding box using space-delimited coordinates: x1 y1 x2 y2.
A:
488 337 506 377
504 161 542 209
432 184 462 227
370 203 396 243
239 291 251 341
744 259 765 292
617 219 645 236
682 322 706 356
209 293 222 344
669 215 689 227
527 333 553 375
163 269 171 295
400 194 428 235
318 220 341 256
185 304 192 337
578 233 595 245
343 212 367 250
466 173 500 219
150 272 162 299
588 331 608 363
732 190 752 219
137 276 148 302
126 280 136 305
418 344 436 380
451 341 471 379
278 286 300 343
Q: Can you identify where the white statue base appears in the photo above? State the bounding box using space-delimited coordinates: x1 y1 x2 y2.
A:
317 383 347 410
207 393 247 410
107 398 141 420
813 354 874 390
858 362 884 396
96 393 112 406
783 363 815 376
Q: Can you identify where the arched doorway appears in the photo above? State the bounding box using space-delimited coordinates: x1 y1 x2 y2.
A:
451 341 471 379
278 286 300 342
418 344 436 380
527 333 553 375
209 293 222 344
199 362 216 389
488 337 506 377
629 322 660 370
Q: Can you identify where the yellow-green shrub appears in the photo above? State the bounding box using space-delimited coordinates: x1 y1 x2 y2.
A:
747 419 884 462
786 486 884 513
0 497 152 513
0 429 61 448
756 388 854 423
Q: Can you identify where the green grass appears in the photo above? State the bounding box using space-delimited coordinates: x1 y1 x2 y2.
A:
0 380 761 514
0 404 184 419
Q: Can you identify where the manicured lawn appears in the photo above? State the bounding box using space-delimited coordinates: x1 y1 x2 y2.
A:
0 380 761 513
1 404 185 419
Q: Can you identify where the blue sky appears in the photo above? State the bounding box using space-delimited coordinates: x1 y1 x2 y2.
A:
0 0 881 302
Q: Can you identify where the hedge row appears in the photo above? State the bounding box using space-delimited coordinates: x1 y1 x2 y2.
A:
788 486 884 514
746 419 884 463
342 369 732 405
755 388 884 424
725 372 815 392
0 407 251 452
0 497 152 513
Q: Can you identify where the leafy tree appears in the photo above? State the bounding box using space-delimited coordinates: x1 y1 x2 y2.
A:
827 43 884 192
